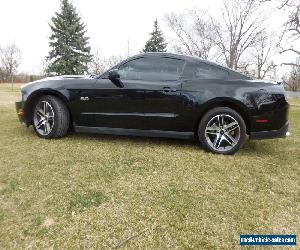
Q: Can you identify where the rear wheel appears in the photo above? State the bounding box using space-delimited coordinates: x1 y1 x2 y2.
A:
33 95 70 139
198 107 246 155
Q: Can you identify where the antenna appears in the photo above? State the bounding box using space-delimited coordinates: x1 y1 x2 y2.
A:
127 39 130 58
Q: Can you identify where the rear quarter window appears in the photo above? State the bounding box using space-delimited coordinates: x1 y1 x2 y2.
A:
228 71 251 80
183 62 229 80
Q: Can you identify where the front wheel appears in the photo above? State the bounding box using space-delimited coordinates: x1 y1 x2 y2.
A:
33 95 70 139
198 107 247 155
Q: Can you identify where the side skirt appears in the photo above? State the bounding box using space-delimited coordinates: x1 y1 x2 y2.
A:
74 124 195 140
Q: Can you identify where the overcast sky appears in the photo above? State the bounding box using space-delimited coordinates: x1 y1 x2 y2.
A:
0 0 297 76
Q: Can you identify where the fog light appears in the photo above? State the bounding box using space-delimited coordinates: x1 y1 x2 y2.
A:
286 132 290 137
17 109 24 116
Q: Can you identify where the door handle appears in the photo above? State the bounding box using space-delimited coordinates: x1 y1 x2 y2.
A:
163 87 176 92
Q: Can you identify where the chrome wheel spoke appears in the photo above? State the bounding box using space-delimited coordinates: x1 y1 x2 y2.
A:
205 126 219 135
44 123 48 134
223 133 236 146
45 122 51 134
36 118 45 129
217 115 224 128
213 134 222 148
225 122 239 133
43 102 47 115
37 109 45 118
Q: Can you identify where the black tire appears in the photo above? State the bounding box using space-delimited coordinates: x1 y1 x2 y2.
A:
198 107 247 155
32 95 70 139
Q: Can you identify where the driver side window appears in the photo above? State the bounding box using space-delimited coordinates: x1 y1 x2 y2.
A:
118 57 185 81
118 60 141 80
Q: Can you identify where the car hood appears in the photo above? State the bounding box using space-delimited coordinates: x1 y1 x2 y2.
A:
21 75 96 91
52 75 95 80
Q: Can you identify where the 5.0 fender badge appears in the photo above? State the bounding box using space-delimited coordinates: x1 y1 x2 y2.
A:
80 96 90 101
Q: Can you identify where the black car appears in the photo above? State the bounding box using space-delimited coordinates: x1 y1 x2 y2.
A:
15 53 289 154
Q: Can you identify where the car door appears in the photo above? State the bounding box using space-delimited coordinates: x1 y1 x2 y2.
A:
91 76 145 129
131 56 186 131
92 56 185 131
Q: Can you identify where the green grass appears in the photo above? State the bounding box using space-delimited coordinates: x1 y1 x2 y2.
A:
0 83 299 249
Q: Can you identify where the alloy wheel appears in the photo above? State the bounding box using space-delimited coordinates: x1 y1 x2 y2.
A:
33 101 55 136
204 114 240 153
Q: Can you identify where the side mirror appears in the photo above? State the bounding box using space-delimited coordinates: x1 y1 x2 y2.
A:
108 69 120 81
108 69 123 87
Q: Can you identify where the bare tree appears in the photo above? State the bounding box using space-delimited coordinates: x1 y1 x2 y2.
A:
165 10 217 59
0 65 4 83
40 58 50 77
0 43 22 83
250 31 278 79
283 58 300 90
88 51 107 75
105 55 125 69
213 0 266 70
234 59 254 77
89 52 125 75
279 0 300 67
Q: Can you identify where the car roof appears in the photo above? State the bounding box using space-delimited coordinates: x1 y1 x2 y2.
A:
134 52 248 77
132 52 202 62
131 52 232 70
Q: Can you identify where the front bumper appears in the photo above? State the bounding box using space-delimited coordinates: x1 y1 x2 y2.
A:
15 101 28 127
250 121 289 140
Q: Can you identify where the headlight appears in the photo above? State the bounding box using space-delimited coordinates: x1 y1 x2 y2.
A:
16 90 23 102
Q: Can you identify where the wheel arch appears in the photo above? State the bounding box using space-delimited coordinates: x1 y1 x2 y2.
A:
195 98 251 135
24 89 71 126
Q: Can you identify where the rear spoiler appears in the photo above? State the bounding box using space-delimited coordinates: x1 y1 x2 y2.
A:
269 80 283 85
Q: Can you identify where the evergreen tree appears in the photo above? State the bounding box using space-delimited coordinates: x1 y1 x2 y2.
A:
46 0 92 75
143 19 167 52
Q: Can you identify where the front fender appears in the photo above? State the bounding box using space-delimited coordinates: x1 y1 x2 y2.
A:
23 88 70 125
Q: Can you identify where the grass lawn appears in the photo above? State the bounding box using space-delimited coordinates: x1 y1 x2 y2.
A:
0 83 299 249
